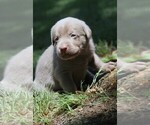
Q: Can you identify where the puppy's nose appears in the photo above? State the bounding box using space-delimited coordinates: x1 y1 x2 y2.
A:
60 47 67 53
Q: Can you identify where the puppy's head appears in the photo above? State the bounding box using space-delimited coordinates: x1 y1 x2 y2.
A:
51 17 93 60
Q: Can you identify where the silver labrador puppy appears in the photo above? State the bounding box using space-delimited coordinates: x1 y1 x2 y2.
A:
0 45 33 91
34 17 116 93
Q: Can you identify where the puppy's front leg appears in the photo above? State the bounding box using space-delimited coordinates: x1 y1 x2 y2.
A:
57 73 77 93
89 53 116 72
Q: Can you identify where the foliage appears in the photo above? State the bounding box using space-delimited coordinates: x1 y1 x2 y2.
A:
118 40 140 57
118 40 150 62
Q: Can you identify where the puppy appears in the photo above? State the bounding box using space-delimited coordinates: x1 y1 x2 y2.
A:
34 17 116 93
0 46 33 91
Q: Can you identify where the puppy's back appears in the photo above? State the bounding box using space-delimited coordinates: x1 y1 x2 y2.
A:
34 45 55 90
1 46 33 91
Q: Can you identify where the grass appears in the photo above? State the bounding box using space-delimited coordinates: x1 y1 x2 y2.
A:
122 52 150 62
0 90 92 124
95 41 117 62
33 89 111 124
118 40 150 62
33 91 88 124
96 40 115 57
0 90 33 124
118 40 140 57
0 69 108 124
1 90 81 124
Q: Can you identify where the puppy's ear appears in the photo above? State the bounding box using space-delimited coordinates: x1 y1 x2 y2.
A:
82 22 92 39
50 26 55 45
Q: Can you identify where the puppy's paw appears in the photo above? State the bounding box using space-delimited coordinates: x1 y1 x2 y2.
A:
119 62 147 73
102 62 116 72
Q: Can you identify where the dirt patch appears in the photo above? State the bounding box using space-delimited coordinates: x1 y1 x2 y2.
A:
52 97 116 125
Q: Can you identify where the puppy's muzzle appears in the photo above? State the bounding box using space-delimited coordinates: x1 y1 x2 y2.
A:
59 46 67 54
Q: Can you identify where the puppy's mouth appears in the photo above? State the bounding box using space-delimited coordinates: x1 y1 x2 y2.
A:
58 51 80 60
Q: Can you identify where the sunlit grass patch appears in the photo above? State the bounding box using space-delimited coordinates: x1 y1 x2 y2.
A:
95 41 117 62
33 90 88 124
96 40 115 57
0 90 33 124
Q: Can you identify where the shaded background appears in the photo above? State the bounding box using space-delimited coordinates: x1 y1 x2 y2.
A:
0 0 32 79
0 0 32 50
34 0 117 50
118 0 150 44
118 0 150 56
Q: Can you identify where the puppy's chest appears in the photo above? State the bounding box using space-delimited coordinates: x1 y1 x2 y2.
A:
71 66 87 85
54 56 89 76
58 56 89 67
57 61 88 72
64 61 87 78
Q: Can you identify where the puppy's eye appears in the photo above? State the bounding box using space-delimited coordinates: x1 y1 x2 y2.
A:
53 41 57 46
54 36 59 41
70 34 77 38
